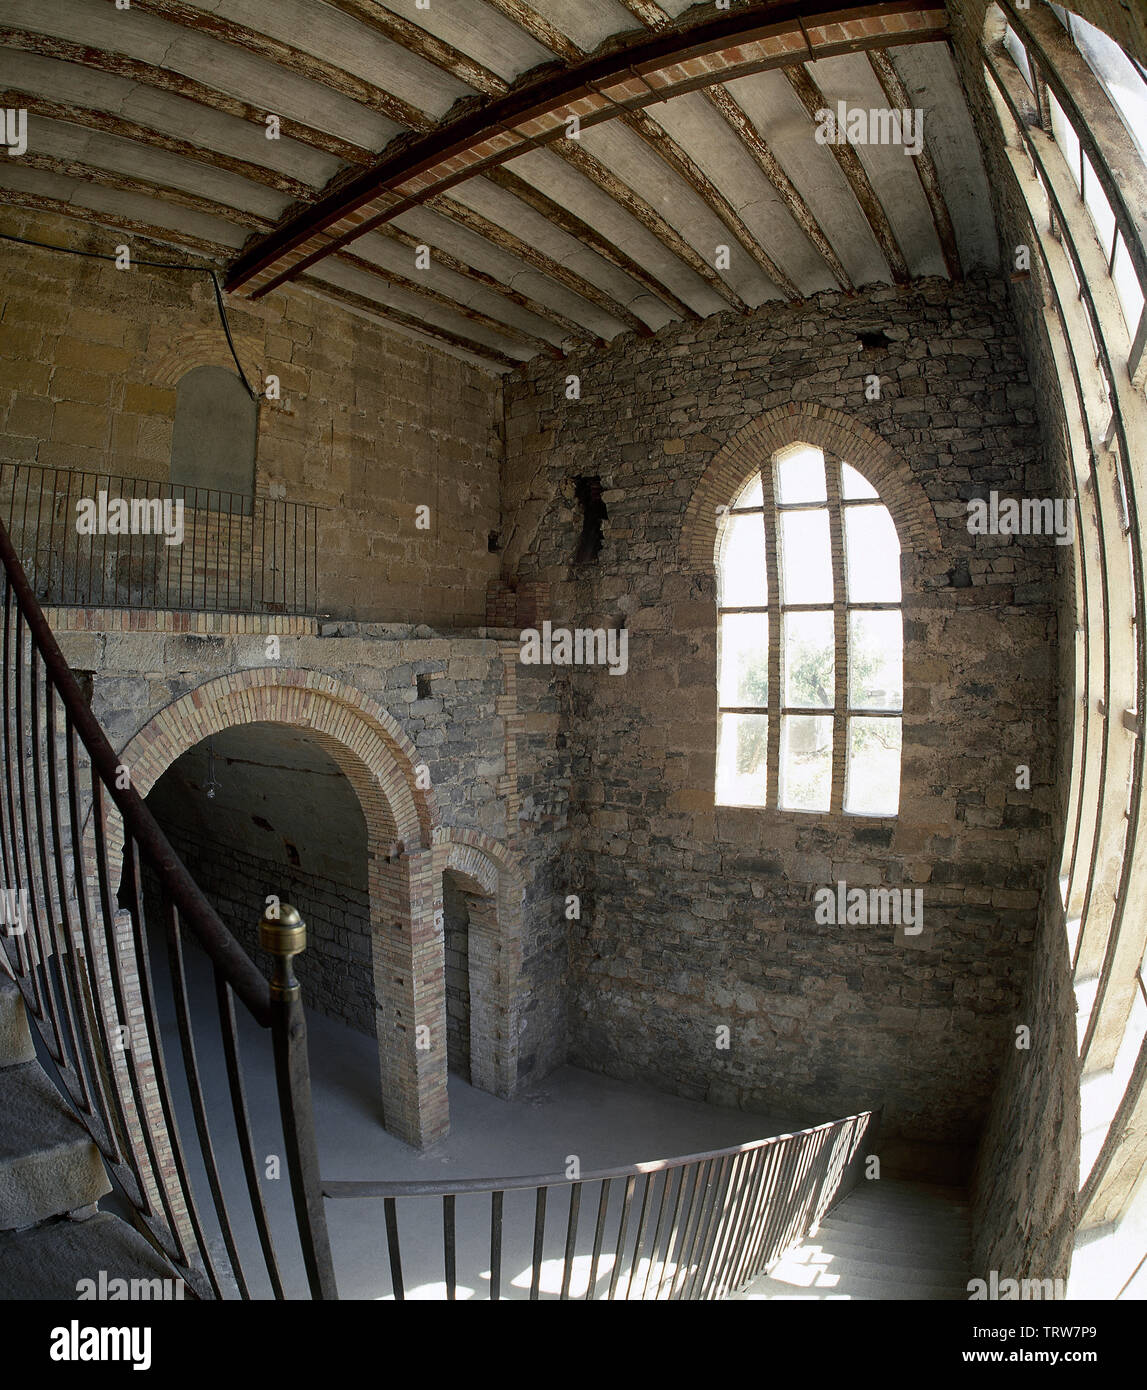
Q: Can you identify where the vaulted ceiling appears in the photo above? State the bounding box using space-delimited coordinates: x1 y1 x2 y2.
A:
0 0 998 370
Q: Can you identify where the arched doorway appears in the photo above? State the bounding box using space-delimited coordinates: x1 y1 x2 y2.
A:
105 669 447 1148
433 831 525 1101
144 723 375 1038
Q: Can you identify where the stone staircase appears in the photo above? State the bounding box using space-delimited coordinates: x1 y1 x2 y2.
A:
0 973 186 1299
732 1178 972 1300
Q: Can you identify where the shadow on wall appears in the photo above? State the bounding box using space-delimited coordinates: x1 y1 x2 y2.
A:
136 721 374 1039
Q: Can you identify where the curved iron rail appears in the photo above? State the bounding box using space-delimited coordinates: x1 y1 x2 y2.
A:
324 1109 878 1300
0 512 335 1299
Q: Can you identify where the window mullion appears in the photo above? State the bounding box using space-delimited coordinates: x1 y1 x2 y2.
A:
763 465 782 808
825 454 848 815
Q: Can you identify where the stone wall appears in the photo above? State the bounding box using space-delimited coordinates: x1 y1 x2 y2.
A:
949 0 1084 1280
153 821 377 1039
443 872 473 1079
0 208 502 627
501 272 1059 1168
50 608 569 1094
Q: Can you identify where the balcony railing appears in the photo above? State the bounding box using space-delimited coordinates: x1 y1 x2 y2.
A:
0 512 335 1298
0 503 879 1302
1 462 323 616
323 1108 877 1300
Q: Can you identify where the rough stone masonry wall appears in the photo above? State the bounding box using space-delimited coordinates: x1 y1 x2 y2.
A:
51 613 570 1090
147 821 376 1039
947 0 1091 1280
502 272 1058 1169
0 208 502 626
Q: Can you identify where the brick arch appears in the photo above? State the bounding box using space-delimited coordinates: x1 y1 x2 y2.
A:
149 330 263 391
117 668 435 849
679 404 942 574
432 828 524 1099
98 667 449 1149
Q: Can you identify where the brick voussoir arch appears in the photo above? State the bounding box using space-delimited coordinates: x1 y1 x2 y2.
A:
149 329 264 391
432 826 522 877
119 667 436 848
431 826 524 1099
679 403 942 572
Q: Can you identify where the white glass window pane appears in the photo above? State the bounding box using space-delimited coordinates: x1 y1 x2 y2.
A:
1004 25 1033 91
779 715 832 812
783 611 834 709
849 611 903 711
1082 152 1116 253
779 510 833 603
717 512 767 607
841 462 879 499
844 506 901 602
1048 90 1082 190
774 444 827 505
716 713 768 807
1069 11 1147 168
718 613 769 708
731 472 764 510
1112 234 1146 338
845 717 902 816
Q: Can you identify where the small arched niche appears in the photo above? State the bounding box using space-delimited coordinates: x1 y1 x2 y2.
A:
170 366 257 514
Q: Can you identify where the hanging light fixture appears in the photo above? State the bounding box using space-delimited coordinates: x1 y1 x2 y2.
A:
204 741 221 801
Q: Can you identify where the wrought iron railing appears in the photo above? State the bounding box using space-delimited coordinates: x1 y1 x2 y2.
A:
0 504 878 1303
0 513 335 1299
323 1108 877 1300
1 462 323 615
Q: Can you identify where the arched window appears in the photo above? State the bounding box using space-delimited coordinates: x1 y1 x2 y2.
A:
170 365 257 513
716 443 902 816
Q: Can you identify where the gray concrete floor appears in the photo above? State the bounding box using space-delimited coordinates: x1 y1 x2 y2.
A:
89 929 799 1301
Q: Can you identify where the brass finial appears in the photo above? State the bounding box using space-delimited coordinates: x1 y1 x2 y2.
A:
260 902 306 998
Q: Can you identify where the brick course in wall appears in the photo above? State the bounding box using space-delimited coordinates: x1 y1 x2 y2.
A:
51 614 569 1142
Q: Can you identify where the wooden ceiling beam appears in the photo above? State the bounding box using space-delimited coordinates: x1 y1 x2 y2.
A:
613 0 674 32
784 62 911 283
0 187 231 260
702 84 852 290
224 1 947 297
375 222 603 347
335 249 563 357
10 152 274 232
867 48 961 280
478 0 760 310
317 0 508 97
3 147 558 354
98 0 432 131
429 192 655 336
0 28 373 166
552 138 748 310
476 0 582 64
295 276 522 368
0 91 316 200
480 0 854 297
621 107 800 298
482 164 700 320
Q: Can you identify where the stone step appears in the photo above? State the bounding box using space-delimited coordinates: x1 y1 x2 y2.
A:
734 1270 967 1300
829 1185 971 1217
0 1062 110 1229
775 1249 970 1293
0 1211 187 1300
829 1198 971 1229
817 1212 971 1255
0 977 35 1069
803 1227 971 1271
730 1179 973 1300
